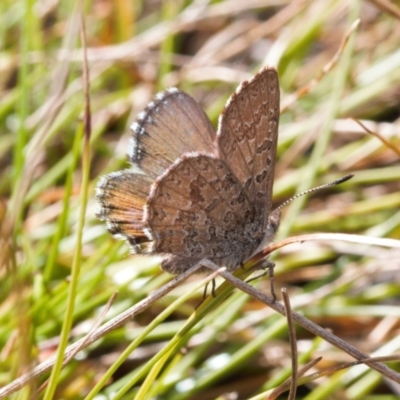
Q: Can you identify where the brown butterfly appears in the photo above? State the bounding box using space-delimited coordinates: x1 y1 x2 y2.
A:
96 67 281 274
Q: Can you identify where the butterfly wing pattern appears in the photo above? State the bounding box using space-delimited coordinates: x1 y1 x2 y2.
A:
96 67 281 273
97 88 216 252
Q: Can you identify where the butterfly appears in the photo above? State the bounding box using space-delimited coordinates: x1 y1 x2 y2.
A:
96 67 281 274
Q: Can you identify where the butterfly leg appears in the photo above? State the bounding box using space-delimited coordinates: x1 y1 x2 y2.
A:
199 281 210 305
195 278 217 309
193 259 221 308
246 259 276 301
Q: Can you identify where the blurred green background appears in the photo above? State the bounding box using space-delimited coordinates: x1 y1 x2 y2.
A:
1 0 400 399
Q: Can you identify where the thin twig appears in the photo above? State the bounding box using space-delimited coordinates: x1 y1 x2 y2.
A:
200 257 400 384
352 118 400 158
248 232 400 266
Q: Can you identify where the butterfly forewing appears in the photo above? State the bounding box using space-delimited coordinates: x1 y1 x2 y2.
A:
217 68 280 232
130 89 217 180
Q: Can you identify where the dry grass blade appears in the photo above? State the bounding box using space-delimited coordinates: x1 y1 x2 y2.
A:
267 358 322 400
281 288 298 400
0 264 209 398
281 18 361 112
367 0 400 19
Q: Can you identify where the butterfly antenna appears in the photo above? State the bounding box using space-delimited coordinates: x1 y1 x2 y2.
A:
273 174 354 214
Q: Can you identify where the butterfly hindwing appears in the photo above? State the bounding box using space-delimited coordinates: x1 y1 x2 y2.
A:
96 171 152 251
145 154 262 271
